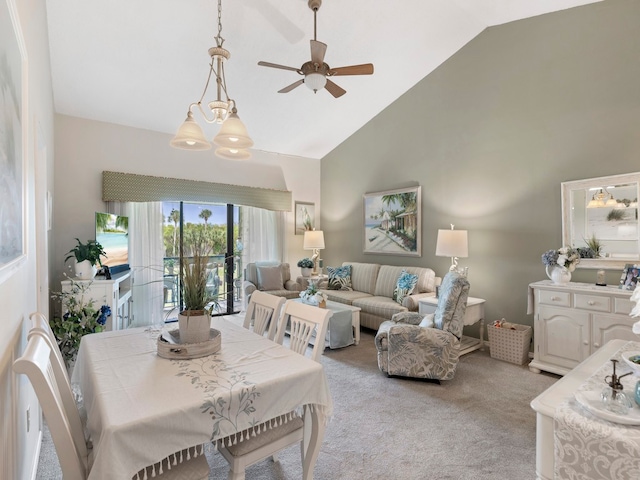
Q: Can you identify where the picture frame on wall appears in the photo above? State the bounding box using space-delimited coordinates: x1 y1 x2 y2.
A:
363 186 421 256
295 201 315 235
0 0 27 284
619 263 640 290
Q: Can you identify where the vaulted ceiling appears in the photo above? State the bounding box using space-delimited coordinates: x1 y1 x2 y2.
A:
46 0 600 160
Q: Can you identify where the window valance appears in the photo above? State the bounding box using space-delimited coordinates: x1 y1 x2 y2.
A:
102 171 292 212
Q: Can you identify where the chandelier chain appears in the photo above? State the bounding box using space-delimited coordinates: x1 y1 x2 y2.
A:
215 0 224 47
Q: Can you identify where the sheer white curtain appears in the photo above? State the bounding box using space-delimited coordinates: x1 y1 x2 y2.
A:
241 207 285 265
129 202 164 327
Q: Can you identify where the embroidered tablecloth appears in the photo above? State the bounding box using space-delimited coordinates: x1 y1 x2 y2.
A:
71 318 333 480
554 341 640 480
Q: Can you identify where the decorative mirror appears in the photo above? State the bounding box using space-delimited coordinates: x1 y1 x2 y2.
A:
562 172 640 269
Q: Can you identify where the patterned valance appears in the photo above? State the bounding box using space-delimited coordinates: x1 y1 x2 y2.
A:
102 171 292 212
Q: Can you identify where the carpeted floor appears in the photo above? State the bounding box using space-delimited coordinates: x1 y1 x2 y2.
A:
36 329 558 479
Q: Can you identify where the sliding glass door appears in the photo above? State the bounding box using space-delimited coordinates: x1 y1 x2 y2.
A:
162 201 241 320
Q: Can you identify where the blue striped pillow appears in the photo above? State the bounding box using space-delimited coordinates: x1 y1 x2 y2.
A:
327 265 353 291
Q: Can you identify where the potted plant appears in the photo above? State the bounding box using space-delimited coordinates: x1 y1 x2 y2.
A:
65 238 106 280
51 279 111 368
297 257 314 278
179 244 214 344
299 281 328 308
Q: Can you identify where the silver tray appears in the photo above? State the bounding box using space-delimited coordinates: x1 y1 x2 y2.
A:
157 328 221 359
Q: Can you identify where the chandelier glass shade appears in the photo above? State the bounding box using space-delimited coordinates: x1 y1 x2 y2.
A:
305 72 327 92
170 0 252 159
587 188 618 208
169 111 211 151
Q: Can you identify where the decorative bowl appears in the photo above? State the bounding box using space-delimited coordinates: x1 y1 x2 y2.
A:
621 351 640 376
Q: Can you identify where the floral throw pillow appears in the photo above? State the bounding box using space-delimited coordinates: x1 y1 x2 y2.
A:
327 265 353 291
393 270 419 305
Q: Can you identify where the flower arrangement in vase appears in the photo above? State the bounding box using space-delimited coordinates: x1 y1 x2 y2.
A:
299 281 328 308
297 257 314 278
541 246 580 285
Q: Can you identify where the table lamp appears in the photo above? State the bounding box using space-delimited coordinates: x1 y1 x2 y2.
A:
435 224 468 273
303 230 325 275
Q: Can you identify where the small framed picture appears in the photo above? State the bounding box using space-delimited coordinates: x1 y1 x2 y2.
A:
294 202 315 235
619 263 640 290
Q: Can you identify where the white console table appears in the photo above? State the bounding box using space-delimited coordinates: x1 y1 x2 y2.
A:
61 270 132 330
528 281 638 376
419 296 486 355
530 339 631 480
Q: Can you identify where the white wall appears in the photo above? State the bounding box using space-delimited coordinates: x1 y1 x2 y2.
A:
0 0 55 478
52 114 321 310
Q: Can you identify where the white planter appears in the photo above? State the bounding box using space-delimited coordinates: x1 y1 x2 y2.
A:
75 259 97 280
178 311 211 344
301 267 312 278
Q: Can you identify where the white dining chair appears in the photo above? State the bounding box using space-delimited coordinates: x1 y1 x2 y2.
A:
14 334 211 480
242 290 286 341
217 301 332 480
28 311 89 460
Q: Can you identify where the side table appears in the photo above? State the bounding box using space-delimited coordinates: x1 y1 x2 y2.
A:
418 296 486 355
297 274 328 289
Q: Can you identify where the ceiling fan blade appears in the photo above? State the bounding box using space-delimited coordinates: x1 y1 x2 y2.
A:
258 61 300 72
310 40 327 65
325 79 346 98
278 79 304 93
329 63 374 76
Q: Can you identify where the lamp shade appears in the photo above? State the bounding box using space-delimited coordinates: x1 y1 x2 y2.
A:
170 111 212 150
213 111 254 149
215 147 251 160
435 229 468 258
303 230 325 250
305 73 327 92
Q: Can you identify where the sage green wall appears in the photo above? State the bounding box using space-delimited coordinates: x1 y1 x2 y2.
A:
321 0 640 333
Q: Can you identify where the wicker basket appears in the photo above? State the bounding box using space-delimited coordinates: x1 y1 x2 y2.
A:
487 323 532 365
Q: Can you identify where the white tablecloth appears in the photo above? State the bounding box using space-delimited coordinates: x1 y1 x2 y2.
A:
554 341 640 480
71 318 333 480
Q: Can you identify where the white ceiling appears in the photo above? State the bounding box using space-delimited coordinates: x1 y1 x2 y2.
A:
45 0 600 160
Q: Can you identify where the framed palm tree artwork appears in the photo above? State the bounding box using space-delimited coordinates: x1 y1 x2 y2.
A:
363 186 421 256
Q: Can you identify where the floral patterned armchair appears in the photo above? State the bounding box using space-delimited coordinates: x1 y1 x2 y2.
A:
375 271 470 381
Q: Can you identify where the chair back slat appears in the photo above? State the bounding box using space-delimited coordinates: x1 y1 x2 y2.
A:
275 301 332 362
243 291 286 341
14 335 88 480
29 312 89 459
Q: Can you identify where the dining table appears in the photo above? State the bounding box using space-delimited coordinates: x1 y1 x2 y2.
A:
71 317 333 480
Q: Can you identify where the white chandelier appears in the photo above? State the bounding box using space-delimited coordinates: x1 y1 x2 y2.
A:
170 0 253 160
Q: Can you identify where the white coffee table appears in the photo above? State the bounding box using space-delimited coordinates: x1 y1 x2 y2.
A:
418 296 486 355
292 298 361 348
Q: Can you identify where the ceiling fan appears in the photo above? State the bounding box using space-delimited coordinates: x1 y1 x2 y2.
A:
258 0 374 98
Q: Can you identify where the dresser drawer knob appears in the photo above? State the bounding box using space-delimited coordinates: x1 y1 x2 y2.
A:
583 341 589 345
551 296 560 301
587 301 595 306
594 343 600 348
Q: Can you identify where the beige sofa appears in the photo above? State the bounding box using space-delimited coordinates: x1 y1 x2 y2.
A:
319 262 439 330
242 262 305 303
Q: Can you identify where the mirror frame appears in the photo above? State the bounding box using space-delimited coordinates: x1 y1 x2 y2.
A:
562 172 640 270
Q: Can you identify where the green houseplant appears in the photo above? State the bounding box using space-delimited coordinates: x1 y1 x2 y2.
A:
65 238 106 279
178 243 214 343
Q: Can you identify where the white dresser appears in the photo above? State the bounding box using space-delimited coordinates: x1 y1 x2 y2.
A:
61 270 133 330
528 280 637 376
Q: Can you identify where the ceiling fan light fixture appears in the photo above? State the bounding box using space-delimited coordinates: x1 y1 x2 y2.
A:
170 111 212 150
213 110 254 149
305 72 327 92
215 146 251 160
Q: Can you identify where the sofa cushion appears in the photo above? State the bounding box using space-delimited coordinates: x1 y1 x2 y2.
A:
374 265 436 298
321 289 371 306
352 296 407 320
246 262 292 286
343 262 380 295
327 265 353 291
393 270 418 304
257 265 284 291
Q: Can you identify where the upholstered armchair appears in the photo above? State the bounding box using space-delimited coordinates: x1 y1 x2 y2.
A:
242 262 305 305
375 271 470 381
